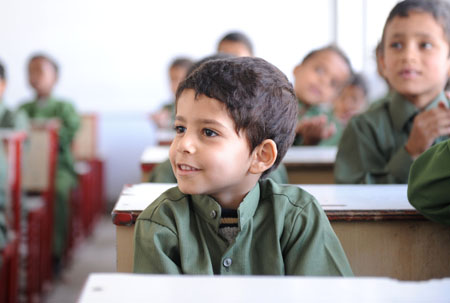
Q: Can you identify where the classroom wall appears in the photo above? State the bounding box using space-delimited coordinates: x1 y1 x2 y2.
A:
0 0 396 205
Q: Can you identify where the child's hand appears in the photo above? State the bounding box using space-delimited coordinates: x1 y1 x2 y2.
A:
405 102 450 159
296 115 336 145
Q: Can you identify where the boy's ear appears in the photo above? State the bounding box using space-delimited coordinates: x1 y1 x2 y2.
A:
249 139 277 175
293 64 301 76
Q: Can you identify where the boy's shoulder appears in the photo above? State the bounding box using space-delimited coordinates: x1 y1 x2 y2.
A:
259 178 318 211
137 186 188 222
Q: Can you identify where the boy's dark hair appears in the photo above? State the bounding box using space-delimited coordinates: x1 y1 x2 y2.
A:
186 53 234 77
349 73 368 97
170 57 194 71
381 0 450 52
28 53 59 76
176 57 297 178
0 60 5 80
218 31 254 56
301 44 353 76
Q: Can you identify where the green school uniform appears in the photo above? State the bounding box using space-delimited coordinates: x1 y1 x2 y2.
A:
334 91 450 184
408 139 450 225
149 158 290 184
134 178 352 276
19 97 80 258
0 102 29 130
294 101 340 146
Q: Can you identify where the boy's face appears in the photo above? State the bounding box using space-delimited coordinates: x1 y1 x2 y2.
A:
218 41 252 57
293 50 351 106
334 85 366 123
381 11 450 107
169 89 258 206
169 66 188 96
28 58 57 98
0 79 6 100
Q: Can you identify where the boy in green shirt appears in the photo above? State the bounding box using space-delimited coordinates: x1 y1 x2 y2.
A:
335 0 450 184
217 31 254 57
19 54 80 274
408 139 450 225
134 57 352 276
292 45 353 146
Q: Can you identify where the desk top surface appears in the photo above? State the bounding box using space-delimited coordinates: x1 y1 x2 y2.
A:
112 183 421 225
140 146 337 165
79 273 450 303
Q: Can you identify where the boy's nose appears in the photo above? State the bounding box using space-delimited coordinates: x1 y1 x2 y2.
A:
177 132 196 154
401 43 418 62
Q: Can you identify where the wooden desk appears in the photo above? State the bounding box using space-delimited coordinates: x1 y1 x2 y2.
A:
79 273 450 303
111 183 450 280
140 146 337 184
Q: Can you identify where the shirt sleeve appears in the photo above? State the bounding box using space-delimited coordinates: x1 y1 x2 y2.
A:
407 140 450 225
58 102 80 147
334 116 413 184
133 217 182 274
283 200 353 276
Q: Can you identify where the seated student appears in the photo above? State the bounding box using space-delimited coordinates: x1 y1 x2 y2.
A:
149 54 290 184
217 31 254 57
292 45 353 146
19 53 80 275
151 57 193 130
335 0 450 184
322 73 368 146
408 139 450 225
0 60 28 130
134 57 352 276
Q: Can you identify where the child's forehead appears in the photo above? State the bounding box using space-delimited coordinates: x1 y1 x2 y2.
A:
384 11 447 38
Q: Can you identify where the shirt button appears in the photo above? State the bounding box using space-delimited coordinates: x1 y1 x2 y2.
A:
210 210 217 219
223 258 232 268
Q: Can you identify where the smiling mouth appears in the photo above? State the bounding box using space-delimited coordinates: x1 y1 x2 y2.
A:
399 69 420 79
177 164 200 173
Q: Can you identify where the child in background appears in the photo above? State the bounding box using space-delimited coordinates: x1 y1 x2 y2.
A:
134 56 352 276
408 139 450 225
292 45 353 146
217 31 254 57
333 73 368 125
19 53 80 275
0 61 28 130
321 73 368 146
151 57 193 129
335 0 450 184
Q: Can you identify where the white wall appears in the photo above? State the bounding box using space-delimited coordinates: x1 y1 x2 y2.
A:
0 0 395 203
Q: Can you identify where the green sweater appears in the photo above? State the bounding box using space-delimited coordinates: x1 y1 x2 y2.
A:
335 91 450 184
408 139 450 225
134 179 352 276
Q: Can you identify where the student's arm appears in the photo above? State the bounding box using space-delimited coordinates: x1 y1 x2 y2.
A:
58 102 80 146
334 116 412 184
407 139 450 225
283 200 353 276
133 218 182 274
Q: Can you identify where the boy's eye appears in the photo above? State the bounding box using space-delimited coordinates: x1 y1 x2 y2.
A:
203 128 218 137
390 42 402 49
174 125 186 134
420 42 432 49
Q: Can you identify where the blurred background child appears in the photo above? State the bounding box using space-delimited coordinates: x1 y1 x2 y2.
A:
217 31 254 57
292 45 353 146
19 53 80 276
151 57 194 130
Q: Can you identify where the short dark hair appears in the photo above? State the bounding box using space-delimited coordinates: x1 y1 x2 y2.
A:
381 0 450 53
218 31 254 56
301 44 353 76
28 53 59 76
186 53 234 77
0 60 5 80
170 57 194 71
176 57 297 178
349 73 368 97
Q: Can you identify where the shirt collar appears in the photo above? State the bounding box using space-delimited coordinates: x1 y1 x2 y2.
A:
191 182 260 231
389 91 449 131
